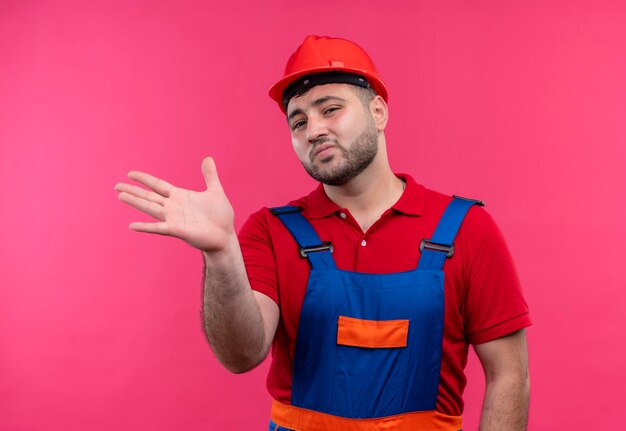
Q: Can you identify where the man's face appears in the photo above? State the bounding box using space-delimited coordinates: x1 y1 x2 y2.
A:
286 84 379 186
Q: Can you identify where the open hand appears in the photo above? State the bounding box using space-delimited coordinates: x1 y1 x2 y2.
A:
115 157 235 253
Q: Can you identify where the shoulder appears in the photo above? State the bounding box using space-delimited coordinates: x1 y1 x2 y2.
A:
238 191 315 245
422 186 497 239
416 186 508 272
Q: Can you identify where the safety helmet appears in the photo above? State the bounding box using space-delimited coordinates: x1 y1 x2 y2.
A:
269 35 388 113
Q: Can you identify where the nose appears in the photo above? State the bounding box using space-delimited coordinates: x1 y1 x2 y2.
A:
306 115 329 144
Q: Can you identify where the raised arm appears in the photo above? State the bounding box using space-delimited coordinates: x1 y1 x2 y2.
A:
115 157 279 373
474 329 530 431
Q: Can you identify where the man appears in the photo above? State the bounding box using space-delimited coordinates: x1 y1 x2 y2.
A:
116 35 531 430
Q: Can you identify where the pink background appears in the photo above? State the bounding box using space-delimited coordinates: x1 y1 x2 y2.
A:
1 1 625 429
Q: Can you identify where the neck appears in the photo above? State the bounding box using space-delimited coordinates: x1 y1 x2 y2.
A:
323 152 404 232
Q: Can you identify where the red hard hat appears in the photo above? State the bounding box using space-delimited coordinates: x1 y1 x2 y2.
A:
269 35 388 113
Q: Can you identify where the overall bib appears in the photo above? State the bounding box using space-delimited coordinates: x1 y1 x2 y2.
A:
268 197 481 431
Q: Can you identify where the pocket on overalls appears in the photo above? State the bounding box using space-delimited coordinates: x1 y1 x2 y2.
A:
333 316 410 417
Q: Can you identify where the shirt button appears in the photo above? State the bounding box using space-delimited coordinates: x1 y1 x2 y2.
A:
361 239 367 246
339 212 347 219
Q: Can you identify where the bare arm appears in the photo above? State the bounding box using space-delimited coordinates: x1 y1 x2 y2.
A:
201 237 279 373
474 329 530 431
115 157 279 373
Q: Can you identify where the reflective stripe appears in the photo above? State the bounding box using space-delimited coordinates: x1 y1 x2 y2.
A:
271 400 462 431
337 316 409 348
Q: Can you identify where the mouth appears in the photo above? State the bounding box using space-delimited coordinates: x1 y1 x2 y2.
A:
312 143 336 160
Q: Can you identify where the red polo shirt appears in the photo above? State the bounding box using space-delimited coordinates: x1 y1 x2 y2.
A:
238 174 531 416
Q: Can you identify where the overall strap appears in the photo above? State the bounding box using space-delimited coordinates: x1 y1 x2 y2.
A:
270 206 337 269
417 196 484 271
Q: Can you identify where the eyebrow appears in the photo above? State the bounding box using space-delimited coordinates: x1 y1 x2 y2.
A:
287 95 347 122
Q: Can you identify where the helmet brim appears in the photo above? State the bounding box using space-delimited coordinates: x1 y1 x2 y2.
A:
269 66 388 114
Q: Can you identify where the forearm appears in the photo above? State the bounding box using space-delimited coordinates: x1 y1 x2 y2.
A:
202 234 268 373
479 372 530 430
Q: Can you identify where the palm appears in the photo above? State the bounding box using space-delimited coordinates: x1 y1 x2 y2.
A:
163 186 233 251
115 157 235 253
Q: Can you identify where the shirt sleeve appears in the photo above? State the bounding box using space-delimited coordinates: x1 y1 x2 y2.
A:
238 209 280 304
462 210 532 345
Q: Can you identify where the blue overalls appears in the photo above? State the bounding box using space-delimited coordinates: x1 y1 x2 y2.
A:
268 197 482 431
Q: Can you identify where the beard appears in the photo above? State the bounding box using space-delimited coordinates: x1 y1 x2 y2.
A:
302 121 379 186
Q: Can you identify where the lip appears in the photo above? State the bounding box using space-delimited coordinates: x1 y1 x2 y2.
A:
313 143 335 158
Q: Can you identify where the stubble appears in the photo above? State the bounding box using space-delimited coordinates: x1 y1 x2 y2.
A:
302 122 379 186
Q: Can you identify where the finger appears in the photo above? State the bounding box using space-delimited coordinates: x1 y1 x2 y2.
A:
115 182 166 205
118 191 164 220
129 221 171 235
201 157 223 191
127 171 173 197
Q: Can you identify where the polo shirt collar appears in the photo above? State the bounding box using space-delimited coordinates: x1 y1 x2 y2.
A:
392 173 426 216
305 173 426 219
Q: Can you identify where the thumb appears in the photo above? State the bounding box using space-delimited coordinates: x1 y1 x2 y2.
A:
201 156 222 190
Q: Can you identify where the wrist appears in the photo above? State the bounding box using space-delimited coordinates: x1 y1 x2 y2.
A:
202 233 241 267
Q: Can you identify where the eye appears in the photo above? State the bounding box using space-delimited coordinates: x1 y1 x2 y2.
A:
323 106 340 115
291 119 307 131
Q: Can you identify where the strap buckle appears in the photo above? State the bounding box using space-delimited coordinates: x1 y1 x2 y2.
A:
299 242 334 258
420 239 455 258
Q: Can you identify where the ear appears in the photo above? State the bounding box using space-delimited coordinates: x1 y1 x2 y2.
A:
369 95 389 132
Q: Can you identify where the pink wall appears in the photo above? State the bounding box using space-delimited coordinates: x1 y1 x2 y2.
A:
1 1 624 429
